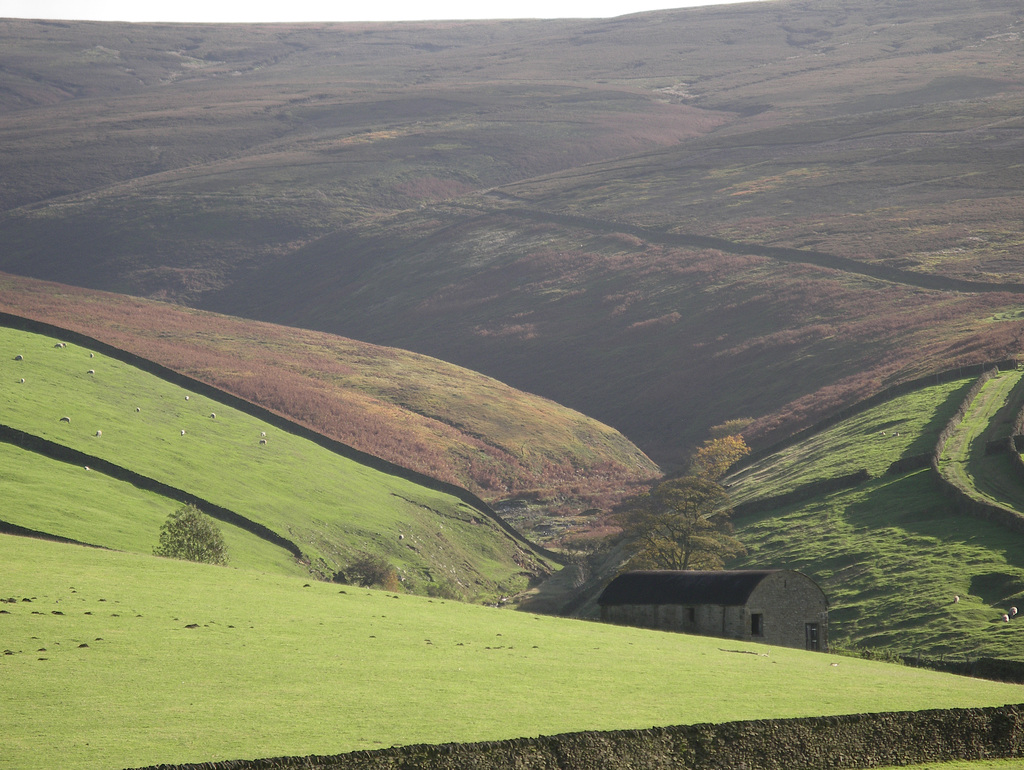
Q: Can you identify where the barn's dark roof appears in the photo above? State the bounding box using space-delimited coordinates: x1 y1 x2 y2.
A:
597 570 782 607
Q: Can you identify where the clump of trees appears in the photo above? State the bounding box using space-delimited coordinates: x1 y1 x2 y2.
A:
613 434 750 571
154 504 228 566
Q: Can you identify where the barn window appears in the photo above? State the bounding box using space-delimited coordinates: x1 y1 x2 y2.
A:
751 613 764 636
687 607 695 623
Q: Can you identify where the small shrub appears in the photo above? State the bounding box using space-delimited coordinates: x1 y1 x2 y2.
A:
153 504 228 566
340 555 400 590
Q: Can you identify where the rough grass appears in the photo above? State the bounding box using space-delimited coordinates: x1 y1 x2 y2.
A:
727 375 1024 660
0 325 551 598
3 534 1022 770
729 376 977 503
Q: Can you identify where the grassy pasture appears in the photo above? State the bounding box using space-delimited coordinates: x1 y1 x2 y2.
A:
939 368 1024 515
0 326 549 597
728 375 977 503
727 374 1024 659
2 534 1022 770
0 442 305 576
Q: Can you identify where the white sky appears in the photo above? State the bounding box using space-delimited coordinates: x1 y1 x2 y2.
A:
0 0 759 24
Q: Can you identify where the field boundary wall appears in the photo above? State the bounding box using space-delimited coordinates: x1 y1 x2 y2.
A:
930 369 1024 534
735 360 1017 471
128 703 1024 770
0 423 305 558
0 312 561 564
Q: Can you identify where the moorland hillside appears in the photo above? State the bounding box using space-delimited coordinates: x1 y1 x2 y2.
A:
0 274 659 539
1 0 1023 469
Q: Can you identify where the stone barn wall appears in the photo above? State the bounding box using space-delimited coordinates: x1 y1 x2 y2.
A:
599 571 828 651
745 570 828 650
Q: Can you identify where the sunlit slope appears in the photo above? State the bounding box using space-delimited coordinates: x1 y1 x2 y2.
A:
3 534 1022 770
0 442 305 576
726 373 1024 660
0 326 550 596
0 273 660 530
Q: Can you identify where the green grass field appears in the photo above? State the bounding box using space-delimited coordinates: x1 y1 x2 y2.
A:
3 534 1022 770
727 373 1024 660
729 376 976 503
0 326 550 598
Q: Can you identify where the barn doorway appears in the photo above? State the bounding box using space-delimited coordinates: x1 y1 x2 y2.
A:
805 623 820 650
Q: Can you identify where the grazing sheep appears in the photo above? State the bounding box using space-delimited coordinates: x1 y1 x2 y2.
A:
89 353 94 358
185 396 189 401
54 343 64 348
87 369 95 375
260 431 266 437
14 355 23 361
84 466 90 471
1012 607 1018 617
954 595 960 603
94 430 102 437
209 413 216 419
59 416 71 423
1003 614 1010 623
135 407 141 412
259 438 267 445
19 378 25 383
180 430 186 436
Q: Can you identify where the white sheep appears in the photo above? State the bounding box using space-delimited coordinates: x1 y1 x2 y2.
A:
14 355 23 361
135 407 141 412
1012 607 1018 617
954 595 960 603
261 431 266 437
19 378 25 383
185 395 189 401
1003 614 1010 623
89 353 94 358
180 430 186 436
87 369 95 375
59 416 71 423
259 438 267 445
209 413 216 419
94 430 102 437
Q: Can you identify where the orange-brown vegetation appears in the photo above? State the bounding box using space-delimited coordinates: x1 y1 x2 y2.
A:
0 272 659 532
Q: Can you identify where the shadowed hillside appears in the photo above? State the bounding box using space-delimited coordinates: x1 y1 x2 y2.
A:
2 0 1024 468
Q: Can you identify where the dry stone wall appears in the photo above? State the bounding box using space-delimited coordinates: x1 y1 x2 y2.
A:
128 704 1024 770
930 368 1024 534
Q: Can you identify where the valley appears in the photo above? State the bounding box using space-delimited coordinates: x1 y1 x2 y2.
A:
4 0 1024 765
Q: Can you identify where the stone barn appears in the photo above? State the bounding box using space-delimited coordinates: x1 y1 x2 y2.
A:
598 569 828 651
